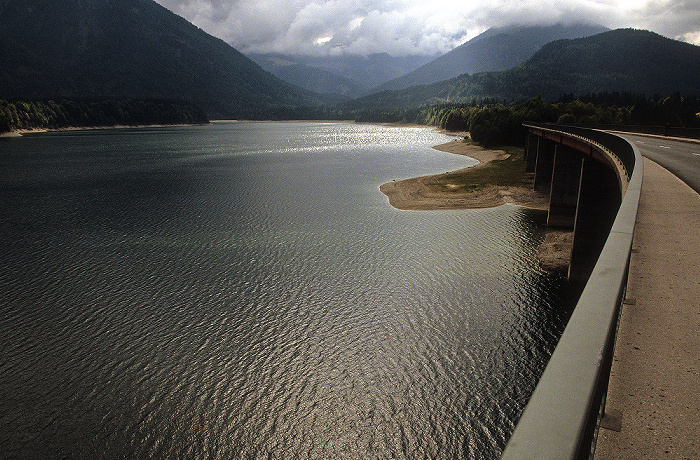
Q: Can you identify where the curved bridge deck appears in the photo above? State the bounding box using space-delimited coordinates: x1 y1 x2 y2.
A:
594 156 700 459
502 127 700 459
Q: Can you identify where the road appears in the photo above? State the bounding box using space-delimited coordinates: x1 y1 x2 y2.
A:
594 136 700 460
617 133 700 193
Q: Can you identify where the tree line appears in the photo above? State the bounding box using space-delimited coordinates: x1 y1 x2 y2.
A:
4 93 698 149
354 92 700 147
0 98 209 133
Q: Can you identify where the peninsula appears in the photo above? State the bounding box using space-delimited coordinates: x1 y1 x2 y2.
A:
380 136 573 273
380 137 549 210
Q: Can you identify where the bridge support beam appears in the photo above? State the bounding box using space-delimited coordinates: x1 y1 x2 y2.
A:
569 157 622 286
547 146 584 228
525 133 538 173
534 138 556 191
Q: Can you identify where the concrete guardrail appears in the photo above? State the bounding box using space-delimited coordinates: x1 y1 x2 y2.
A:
501 125 643 459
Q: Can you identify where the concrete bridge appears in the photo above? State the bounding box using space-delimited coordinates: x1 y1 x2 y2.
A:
523 125 633 289
501 125 700 459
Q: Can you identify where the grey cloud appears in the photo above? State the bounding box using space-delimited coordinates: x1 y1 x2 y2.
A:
154 0 700 56
635 0 700 43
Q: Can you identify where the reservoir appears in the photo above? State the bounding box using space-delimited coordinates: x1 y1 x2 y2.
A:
0 122 569 459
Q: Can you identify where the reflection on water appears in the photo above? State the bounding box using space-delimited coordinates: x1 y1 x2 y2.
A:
0 122 569 459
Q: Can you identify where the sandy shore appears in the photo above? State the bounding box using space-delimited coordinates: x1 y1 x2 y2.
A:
380 138 550 210
1 129 43 137
380 137 572 273
536 230 574 274
1 123 202 138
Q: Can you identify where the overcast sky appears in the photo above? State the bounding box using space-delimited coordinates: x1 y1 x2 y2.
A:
154 0 700 56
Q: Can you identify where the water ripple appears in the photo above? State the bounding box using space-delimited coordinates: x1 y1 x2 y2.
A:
0 122 569 459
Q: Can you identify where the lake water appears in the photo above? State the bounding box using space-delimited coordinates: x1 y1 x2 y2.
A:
0 122 569 459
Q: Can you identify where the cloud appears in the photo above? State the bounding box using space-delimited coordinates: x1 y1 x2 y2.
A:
627 0 700 45
154 0 700 55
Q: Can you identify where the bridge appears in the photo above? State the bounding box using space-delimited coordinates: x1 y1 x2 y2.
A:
501 125 700 459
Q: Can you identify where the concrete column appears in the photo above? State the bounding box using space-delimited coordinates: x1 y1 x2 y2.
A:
533 138 555 191
568 158 622 287
525 133 538 172
547 145 584 228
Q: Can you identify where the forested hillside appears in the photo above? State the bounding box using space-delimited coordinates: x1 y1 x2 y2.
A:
371 23 608 93
348 29 700 110
422 94 700 146
0 0 326 118
498 29 700 100
0 98 209 133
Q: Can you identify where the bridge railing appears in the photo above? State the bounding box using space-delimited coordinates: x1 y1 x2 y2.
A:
595 123 700 140
501 124 643 459
528 122 637 178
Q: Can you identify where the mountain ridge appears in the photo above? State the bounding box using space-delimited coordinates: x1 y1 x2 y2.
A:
245 52 435 98
2 3 697 119
0 0 327 118
245 53 365 100
346 29 700 110
369 23 609 94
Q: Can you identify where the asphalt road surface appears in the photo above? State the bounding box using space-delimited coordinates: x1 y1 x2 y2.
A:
617 133 700 194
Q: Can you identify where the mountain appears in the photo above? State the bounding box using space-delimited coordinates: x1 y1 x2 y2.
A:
246 52 435 98
370 23 609 94
248 25 607 100
347 29 700 110
246 53 365 100
503 29 700 99
0 0 326 118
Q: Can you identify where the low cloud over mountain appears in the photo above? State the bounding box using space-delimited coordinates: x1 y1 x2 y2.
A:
154 0 700 57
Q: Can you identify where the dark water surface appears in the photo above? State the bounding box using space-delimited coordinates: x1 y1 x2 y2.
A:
0 122 568 459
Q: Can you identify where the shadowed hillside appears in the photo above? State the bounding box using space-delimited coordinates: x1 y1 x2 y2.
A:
347 29 700 110
246 52 434 98
0 0 327 118
370 23 608 93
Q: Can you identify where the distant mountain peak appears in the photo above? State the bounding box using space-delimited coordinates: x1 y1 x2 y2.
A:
346 27 700 110
246 52 434 98
369 23 609 94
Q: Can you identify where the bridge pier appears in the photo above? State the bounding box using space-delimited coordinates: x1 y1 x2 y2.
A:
569 157 622 285
525 126 622 287
533 138 556 191
548 146 584 229
525 133 538 173
529 129 623 285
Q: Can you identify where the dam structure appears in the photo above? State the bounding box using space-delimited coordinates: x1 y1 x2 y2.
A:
502 124 643 459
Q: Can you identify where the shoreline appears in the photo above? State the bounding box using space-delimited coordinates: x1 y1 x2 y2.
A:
1 123 206 138
4 123 571 273
380 137 572 273
379 138 550 211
